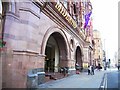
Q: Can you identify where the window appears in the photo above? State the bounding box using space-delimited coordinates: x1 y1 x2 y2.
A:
63 0 67 9
67 2 69 12
73 3 76 14
60 0 67 9
99 55 100 59
70 39 74 51
3 1 16 13
9 0 16 13
69 2 73 15
70 39 74 48
56 0 60 3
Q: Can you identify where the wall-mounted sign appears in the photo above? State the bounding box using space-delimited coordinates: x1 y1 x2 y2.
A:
55 3 77 29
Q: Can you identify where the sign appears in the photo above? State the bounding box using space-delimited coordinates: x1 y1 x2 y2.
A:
55 3 77 29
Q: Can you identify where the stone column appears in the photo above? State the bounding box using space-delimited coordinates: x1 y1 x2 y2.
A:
83 47 89 69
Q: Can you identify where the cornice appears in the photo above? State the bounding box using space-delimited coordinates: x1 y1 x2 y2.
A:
33 1 86 44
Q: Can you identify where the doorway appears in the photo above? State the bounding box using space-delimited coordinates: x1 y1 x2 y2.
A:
44 32 68 73
75 46 83 70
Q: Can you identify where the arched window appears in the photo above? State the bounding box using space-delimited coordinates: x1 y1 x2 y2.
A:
70 39 74 50
73 3 76 14
69 2 73 16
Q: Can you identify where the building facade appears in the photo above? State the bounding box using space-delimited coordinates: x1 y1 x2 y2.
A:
1 0 93 88
93 30 103 67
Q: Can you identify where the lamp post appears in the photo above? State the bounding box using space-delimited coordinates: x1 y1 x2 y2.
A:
103 39 107 70
118 48 120 70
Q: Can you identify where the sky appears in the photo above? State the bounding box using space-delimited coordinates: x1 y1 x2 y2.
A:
91 0 119 61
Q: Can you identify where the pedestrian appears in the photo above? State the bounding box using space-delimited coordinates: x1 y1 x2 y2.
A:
88 66 90 75
118 65 120 71
91 65 94 75
89 65 92 75
75 62 80 74
98 63 101 71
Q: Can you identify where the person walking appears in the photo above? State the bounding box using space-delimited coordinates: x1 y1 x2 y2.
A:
75 62 80 74
91 65 94 75
88 65 91 75
118 65 120 71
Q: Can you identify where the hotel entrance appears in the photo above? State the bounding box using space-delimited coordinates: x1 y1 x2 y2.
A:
45 36 59 73
44 32 68 80
44 32 68 73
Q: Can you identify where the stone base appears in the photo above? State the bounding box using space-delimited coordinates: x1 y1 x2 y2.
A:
2 51 45 88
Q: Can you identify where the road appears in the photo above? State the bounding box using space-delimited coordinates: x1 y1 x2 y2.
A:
106 71 120 89
100 68 120 90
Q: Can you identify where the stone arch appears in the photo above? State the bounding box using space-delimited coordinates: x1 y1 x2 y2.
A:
75 45 83 70
75 43 84 57
41 26 70 67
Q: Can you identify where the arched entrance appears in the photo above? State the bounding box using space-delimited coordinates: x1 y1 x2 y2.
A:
75 46 83 70
45 32 68 73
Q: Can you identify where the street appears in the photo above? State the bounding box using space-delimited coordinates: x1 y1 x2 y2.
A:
37 68 120 89
107 71 119 88
104 69 120 90
99 68 120 90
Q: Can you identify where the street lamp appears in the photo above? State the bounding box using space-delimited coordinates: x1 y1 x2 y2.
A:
103 39 107 70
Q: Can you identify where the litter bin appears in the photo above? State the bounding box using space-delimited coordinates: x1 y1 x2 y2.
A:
27 73 38 88
37 72 45 85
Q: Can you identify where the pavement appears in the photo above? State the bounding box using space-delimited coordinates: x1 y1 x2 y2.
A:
37 69 110 88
